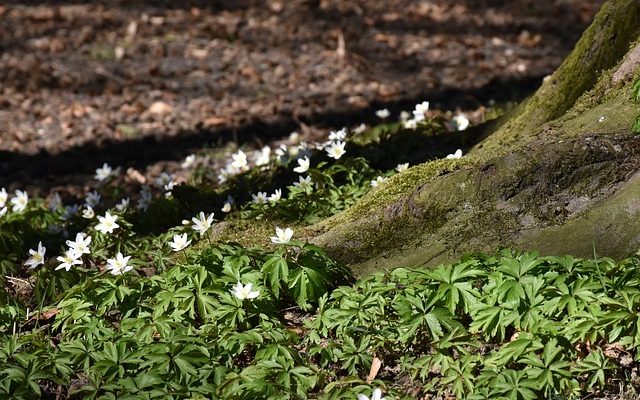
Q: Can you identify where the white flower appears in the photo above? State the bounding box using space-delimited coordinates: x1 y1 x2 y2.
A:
169 233 191 251
412 101 430 121
598 116 606 123
353 123 367 134
231 282 260 300
446 149 463 159
396 163 409 172
325 141 346 160
66 232 92 256
271 227 293 244
191 211 214 236
25 241 46 269
230 150 248 170
371 176 387 187
82 206 95 219
85 191 101 208
137 186 153 211
293 156 310 173
376 108 390 119
95 212 120 234
403 118 419 130
155 172 173 188
221 202 232 213
48 192 62 210
269 189 282 203
55 251 82 271
357 388 385 400
181 154 196 169
106 252 133 275
253 146 271 166
95 163 113 182
293 175 313 189
10 190 28 213
115 198 130 212
0 188 7 207
329 128 347 141
399 110 410 122
452 114 470 131
0 207 6 218
252 192 268 204
275 144 288 158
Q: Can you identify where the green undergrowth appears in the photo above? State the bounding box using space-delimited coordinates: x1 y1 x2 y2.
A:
3 248 640 398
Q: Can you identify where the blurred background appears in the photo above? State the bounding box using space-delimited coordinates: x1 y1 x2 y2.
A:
0 0 603 191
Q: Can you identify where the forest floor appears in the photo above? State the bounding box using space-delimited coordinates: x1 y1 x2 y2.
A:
0 0 602 195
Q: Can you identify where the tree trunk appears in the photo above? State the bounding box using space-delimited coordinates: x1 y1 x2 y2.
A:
310 0 640 276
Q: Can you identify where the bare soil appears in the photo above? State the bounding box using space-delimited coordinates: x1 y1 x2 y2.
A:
0 0 603 194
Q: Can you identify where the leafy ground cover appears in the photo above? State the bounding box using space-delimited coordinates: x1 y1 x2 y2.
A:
2 103 640 399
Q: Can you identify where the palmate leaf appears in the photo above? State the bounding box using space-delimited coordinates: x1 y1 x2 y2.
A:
469 301 519 341
487 332 543 368
520 338 573 394
492 370 538 400
439 354 478 398
426 261 484 314
261 254 289 298
575 348 615 389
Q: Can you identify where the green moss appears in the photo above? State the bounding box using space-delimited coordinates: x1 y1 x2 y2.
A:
479 1 640 153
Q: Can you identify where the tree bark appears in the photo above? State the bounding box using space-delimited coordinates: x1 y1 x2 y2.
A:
309 0 640 276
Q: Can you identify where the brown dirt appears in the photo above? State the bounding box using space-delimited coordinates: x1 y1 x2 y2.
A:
0 0 603 194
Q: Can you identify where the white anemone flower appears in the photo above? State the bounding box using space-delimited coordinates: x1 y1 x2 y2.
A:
325 141 346 160
252 192 268 204
293 175 313 189
329 128 347 141
181 154 196 169
353 123 367 134
106 252 133 275
452 114 470 131
357 388 386 400
375 108 390 119
412 101 430 121
403 118 419 130
85 191 101 207
115 198 130 211
253 146 271 167
95 212 120 234
271 227 293 244
446 149 463 159
0 207 7 218
95 163 113 182
231 150 248 170
191 211 214 236
269 189 282 203
0 188 7 207
293 156 310 173
231 282 260 300
396 163 409 172
169 233 191 252
66 232 92 256
371 176 387 187
221 202 232 213
10 190 28 213
25 242 46 269
82 206 95 219
55 251 82 271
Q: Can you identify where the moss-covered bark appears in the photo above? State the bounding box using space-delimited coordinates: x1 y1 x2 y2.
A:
310 2 640 275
